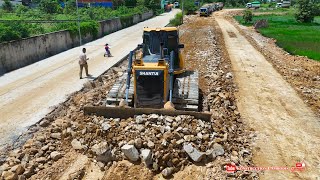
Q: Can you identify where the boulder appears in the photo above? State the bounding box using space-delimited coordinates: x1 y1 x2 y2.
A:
2 171 18 180
121 145 139 162
50 151 62 161
10 165 24 175
101 122 111 131
212 143 224 156
161 167 174 177
183 144 204 162
140 149 152 166
71 139 83 150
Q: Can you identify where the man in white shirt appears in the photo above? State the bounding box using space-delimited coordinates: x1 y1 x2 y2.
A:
79 48 90 79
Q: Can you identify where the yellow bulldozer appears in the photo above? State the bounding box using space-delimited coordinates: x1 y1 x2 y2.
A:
84 27 211 120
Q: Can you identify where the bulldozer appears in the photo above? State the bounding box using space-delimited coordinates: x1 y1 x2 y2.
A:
106 27 199 110
84 27 211 120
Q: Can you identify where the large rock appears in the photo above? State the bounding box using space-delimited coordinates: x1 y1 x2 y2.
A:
183 144 204 162
71 139 83 150
135 116 144 124
91 142 114 163
18 175 26 180
23 165 35 178
147 141 155 149
35 157 46 164
140 149 152 166
39 120 50 127
121 144 139 162
50 133 61 139
134 138 142 149
10 165 24 175
149 114 159 121
212 143 224 156
101 122 111 131
50 151 62 161
2 171 18 180
161 167 174 177
91 142 108 155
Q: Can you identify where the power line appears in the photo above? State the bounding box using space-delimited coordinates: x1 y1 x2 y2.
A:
0 19 82 23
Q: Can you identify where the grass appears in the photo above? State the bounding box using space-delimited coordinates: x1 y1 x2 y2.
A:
234 14 320 61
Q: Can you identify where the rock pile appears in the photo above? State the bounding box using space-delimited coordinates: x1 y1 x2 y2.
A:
72 114 227 174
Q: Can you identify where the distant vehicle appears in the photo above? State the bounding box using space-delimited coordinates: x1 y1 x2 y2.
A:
246 1 260 9
207 4 214 13
77 0 113 8
22 0 31 6
276 3 282 8
200 7 210 17
282 1 291 8
215 2 224 10
277 1 290 8
174 2 179 8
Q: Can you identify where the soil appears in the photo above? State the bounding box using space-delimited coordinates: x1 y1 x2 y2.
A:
215 10 320 179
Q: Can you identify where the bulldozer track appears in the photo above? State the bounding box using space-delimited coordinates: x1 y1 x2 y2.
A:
105 70 199 111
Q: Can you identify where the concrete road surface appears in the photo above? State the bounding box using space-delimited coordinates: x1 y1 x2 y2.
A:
0 10 178 149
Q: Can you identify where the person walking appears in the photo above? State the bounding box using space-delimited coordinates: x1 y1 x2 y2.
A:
79 47 90 79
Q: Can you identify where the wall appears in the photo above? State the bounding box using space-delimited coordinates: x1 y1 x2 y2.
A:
0 11 153 74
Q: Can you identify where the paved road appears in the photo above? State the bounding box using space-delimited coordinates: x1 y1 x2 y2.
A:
0 10 178 149
215 10 320 179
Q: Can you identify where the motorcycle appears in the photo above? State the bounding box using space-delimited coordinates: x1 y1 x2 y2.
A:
104 44 112 57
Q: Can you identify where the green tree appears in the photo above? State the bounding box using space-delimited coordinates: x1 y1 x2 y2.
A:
113 0 125 8
144 0 160 11
16 5 29 16
314 3 320 16
137 0 145 6
64 0 76 14
125 0 137 7
39 0 63 14
2 0 13 12
243 10 253 23
184 0 197 14
295 0 315 23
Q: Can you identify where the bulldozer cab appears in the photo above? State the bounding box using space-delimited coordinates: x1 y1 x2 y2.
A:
141 27 184 72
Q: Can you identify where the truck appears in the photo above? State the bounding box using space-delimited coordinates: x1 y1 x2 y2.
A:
174 2 179 8
246 1 260 9
200 6 210 17
215 2 224 10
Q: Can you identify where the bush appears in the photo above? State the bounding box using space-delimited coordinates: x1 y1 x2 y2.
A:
16 5 29 16
0 23 30 42
314 3 320 16
243 10 253 23
184 0 197 14
295 0 315 23
169 12 183 26
63 0 76 14
39 0 62 14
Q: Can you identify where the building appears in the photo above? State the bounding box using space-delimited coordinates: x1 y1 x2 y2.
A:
78 0 113 8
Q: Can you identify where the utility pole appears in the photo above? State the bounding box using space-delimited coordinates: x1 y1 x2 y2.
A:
75 0 82 46
181 0 184 24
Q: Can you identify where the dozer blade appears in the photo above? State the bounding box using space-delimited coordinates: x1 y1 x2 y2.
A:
172 71 199 111
84 106 212 121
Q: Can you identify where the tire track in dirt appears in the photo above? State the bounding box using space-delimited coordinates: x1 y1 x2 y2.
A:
215 10 320 179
